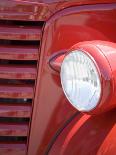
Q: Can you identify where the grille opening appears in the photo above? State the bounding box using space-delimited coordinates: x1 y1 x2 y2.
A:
0 117 29 123
0 18 44 151
0 40 40 46
0 79 35 85
0 136 27 142
0 98 32 104
0 59 37 65
0 20 44 27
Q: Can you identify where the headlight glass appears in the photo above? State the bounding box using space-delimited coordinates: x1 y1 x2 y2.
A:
60 50 101 112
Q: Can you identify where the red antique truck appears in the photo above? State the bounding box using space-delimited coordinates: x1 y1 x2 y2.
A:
0 0 115 155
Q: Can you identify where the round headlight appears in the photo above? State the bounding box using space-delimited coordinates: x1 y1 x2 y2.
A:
60 50 101 112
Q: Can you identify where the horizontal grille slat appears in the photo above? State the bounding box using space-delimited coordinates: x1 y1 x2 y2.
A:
0 85 34 99
0 65 37 79
0 25 42 40
0 123 28 136
0 143 26 155
0 103 31 118
0 45 39 60
0 19 44 154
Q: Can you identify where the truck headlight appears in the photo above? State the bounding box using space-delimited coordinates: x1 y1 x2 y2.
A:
61 50 101 112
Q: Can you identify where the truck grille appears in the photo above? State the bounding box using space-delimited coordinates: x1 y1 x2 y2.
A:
0 20 44 155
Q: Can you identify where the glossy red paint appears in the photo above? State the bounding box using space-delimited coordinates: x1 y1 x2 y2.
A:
49 53 66 72
0 0 116 21
28 3 116 155
49 110 116 155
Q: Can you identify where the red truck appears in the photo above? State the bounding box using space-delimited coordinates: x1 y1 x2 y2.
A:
0 0 115 155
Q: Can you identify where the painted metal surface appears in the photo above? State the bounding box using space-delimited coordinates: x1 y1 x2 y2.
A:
0 143 26 155
28 3 116 155
0 84 34 99
0 45 39 60
0 65 37 79
0 10 43 155
0 25 42 40
49 53 66 72
0 103 31 118
0 1 115 155
49 110 116 155
0 0 116 21
0 123 28 136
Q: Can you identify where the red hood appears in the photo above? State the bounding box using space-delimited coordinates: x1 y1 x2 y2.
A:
0 0 116 21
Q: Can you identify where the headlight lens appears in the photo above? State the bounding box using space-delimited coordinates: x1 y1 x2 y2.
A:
60 50 101 112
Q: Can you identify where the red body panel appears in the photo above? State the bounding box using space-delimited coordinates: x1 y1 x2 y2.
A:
28 3 116 155
49 110 116 155
0 0 115 21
